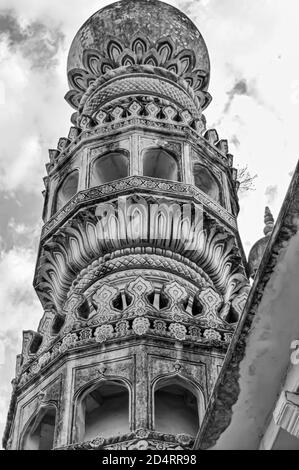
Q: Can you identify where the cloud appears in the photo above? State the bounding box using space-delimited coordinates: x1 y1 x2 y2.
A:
0 11 69 195
0 9 64 69
0 11 25 45
0 244 42 443
222 78 266 116
224 79 248 112
265 185 278 205
0 245 42 333
230 134 240 148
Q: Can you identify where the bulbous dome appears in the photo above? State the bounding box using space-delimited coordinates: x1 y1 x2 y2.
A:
65 0 211 114
67 0 210 81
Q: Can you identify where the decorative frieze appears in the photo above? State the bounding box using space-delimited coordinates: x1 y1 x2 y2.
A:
40 177 237 241
17 315 231 391
55 429 194 450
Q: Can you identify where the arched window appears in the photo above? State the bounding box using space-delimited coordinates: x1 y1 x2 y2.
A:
143 148 179 181
153 377 203 436
193 165 221 203
55 170 79 213
22 406 56 450
77 380 130 442
91 153 129 187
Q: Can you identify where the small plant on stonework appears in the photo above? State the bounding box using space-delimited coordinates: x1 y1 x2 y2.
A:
236 165 257 193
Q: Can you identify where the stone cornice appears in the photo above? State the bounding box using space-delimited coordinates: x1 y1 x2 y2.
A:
40 176 237 242
55 429 194 450
16 318 231 393
48 119 231 176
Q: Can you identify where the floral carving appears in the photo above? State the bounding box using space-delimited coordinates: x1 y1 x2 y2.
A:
132 317 150 336
135 429 150 439
128 440 149 450
176 434 192 446
89 436 105 448
115 320 129 336
203 329 221 341
60 333 78 352
153 320 167 335
66 35 210 112
169 323 187 341
79 328 93 342
94 324 114 343
189 326 201 340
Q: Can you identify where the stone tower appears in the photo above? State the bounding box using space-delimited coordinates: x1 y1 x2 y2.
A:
3 0 249 451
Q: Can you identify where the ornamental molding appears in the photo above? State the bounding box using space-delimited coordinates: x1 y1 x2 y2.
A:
35 196 247 312
82 264 212 293
55 429 194 450
40 177 237 241
65 34 211 113
17 316 231 392
82 73 203 120
47 115 230 175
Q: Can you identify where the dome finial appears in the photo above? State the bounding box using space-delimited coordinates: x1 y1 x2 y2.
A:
248 207 275 278
263 206 274 236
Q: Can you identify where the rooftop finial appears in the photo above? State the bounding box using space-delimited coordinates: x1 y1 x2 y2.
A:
263 206 274 236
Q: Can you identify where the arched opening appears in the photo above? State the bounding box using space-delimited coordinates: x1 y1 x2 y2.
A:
91 153 129 187
78 380 130 442
193 165 221 203
22 406 56 450
143 148 179 181
55 170 79 213
153 377 202 436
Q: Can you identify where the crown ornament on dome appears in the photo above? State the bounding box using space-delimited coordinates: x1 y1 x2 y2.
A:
248 207 275 279
263 206 274 236
65 0 212 124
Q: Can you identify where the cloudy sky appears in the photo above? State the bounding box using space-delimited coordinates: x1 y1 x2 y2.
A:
0 0 299 445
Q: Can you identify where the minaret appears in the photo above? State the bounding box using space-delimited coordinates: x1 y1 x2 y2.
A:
3 0 249 451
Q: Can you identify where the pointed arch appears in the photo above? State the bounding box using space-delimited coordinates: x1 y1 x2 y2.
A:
54 170 79 214
90 152 129 187
21 404 57 450
152 374 205 436
73 378 131 443
193 164 222 204
143 148 180 181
